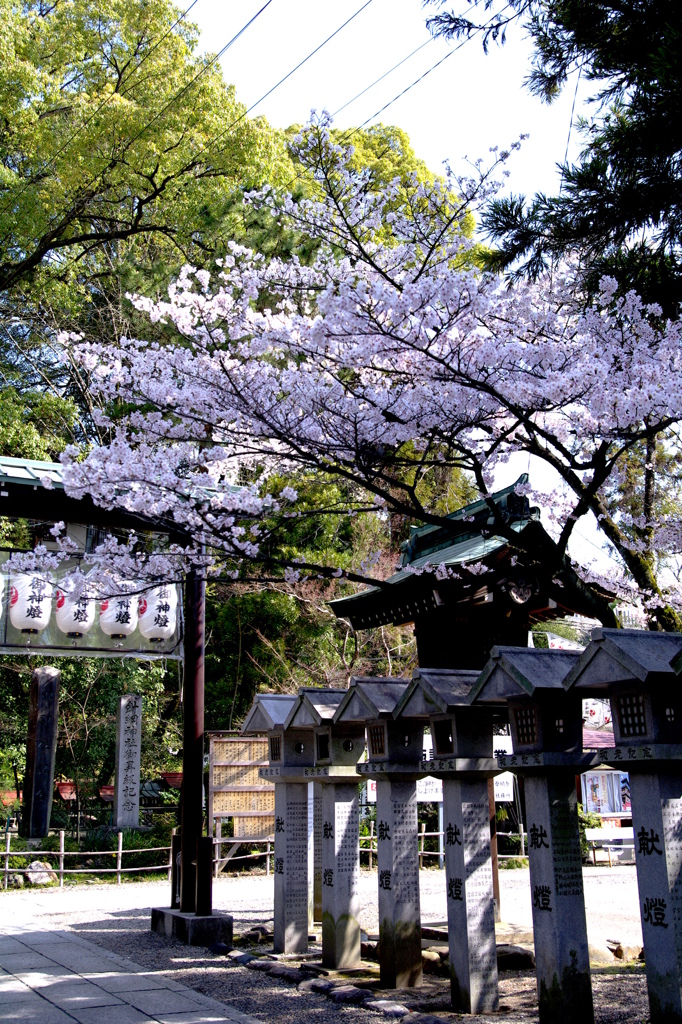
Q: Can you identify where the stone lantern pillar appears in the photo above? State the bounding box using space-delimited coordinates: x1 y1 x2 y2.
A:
564 628 682 1024
242 694 314 954
288 688 366 969
335 678 423 989
395 668 501 1014
470 646 599 1024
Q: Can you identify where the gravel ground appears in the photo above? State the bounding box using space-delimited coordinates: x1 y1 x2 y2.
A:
0 866 648 1024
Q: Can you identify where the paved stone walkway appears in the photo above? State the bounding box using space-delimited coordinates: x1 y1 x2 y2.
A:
0 916 263 1024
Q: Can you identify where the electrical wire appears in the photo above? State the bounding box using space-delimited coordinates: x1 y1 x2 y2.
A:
0 0 202 219
123 0 276 152
347 1 513 138
206 0 376 154
559 64 582 193
331 36 434 118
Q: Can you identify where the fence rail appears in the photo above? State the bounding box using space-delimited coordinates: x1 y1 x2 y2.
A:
4 825 528 890
3 830 173 888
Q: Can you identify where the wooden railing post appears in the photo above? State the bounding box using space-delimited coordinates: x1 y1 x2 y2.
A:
168 829 175 883
116 830 123 885
59 830 65 888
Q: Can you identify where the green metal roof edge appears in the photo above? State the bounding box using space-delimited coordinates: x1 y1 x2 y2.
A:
0 455 65 487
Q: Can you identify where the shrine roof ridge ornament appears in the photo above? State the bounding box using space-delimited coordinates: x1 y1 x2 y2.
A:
397 473 537 568
469 646 581 704
333 677 410 724
563 626 682 692
241 694 299 734
285 688 347 729
394 668 480 720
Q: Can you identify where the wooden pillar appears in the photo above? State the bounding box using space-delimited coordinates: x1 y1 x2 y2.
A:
21 667 60 838
180 568 207 913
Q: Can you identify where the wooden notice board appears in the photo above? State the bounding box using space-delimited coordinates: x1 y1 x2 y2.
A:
208 732 274 840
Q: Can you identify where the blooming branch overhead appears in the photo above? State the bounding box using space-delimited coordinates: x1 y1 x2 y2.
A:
56 118 682 626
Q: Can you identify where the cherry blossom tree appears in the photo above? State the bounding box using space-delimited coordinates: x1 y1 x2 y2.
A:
53 119 682 629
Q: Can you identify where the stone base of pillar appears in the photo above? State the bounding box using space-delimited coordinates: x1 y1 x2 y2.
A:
376 778 422 988
321 782 361 969
274 781 309 954
524 772 594 1024
630 770 682 1024
443 777 499 1013
151 908 233 947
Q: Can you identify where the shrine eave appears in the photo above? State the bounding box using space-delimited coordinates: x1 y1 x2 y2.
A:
0 455 184 539
329 520 568 630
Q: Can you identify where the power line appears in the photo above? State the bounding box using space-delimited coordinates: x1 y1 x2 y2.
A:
331 37 434 118
123 0 277 152
559 65 582 193
0 0 202 218
347 1 513 137
207 0 376 155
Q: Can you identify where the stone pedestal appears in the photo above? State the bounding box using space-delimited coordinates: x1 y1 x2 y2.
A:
274 782 309 953
443 777 499 1013
151 907 233 947
21 667 60 839
524 772 593 1024
114 694 142 828
376 778 422 988
321 782 361 969
629 770 682 1023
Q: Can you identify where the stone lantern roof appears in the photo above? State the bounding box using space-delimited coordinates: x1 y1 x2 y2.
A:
241 694 299 733
469 646 581 703
285 688 346 729
563 627 682 694
394 669 479 719
333 678 410 724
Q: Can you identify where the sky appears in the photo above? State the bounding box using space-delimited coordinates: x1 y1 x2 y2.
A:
190 0 613 573
191 0 594 199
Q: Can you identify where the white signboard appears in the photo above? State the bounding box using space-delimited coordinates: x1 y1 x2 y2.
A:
493 772 515 803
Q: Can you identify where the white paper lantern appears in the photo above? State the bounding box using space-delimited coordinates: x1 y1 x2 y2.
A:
9 573 53 633
138 585 178 641
99 589 138 638
55 584 96 638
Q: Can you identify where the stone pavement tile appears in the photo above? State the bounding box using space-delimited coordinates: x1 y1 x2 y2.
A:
69 1006 156 1024
42 952 123 972
0 1001 75 1023
125 989 211 1015
0 936 29 954
84 970 165 993
153 1016 260 1024
0 950 55 971
15 966 78 986
35 979 125 1009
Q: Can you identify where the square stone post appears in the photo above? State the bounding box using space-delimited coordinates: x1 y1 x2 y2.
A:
314 782 323 922
376 777 422 988
524 771 593 1024
273 781 309 953
21 667 60 839
443 777 499 1013
114 694 142 828
321 782 361 969
629 769 682 1023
